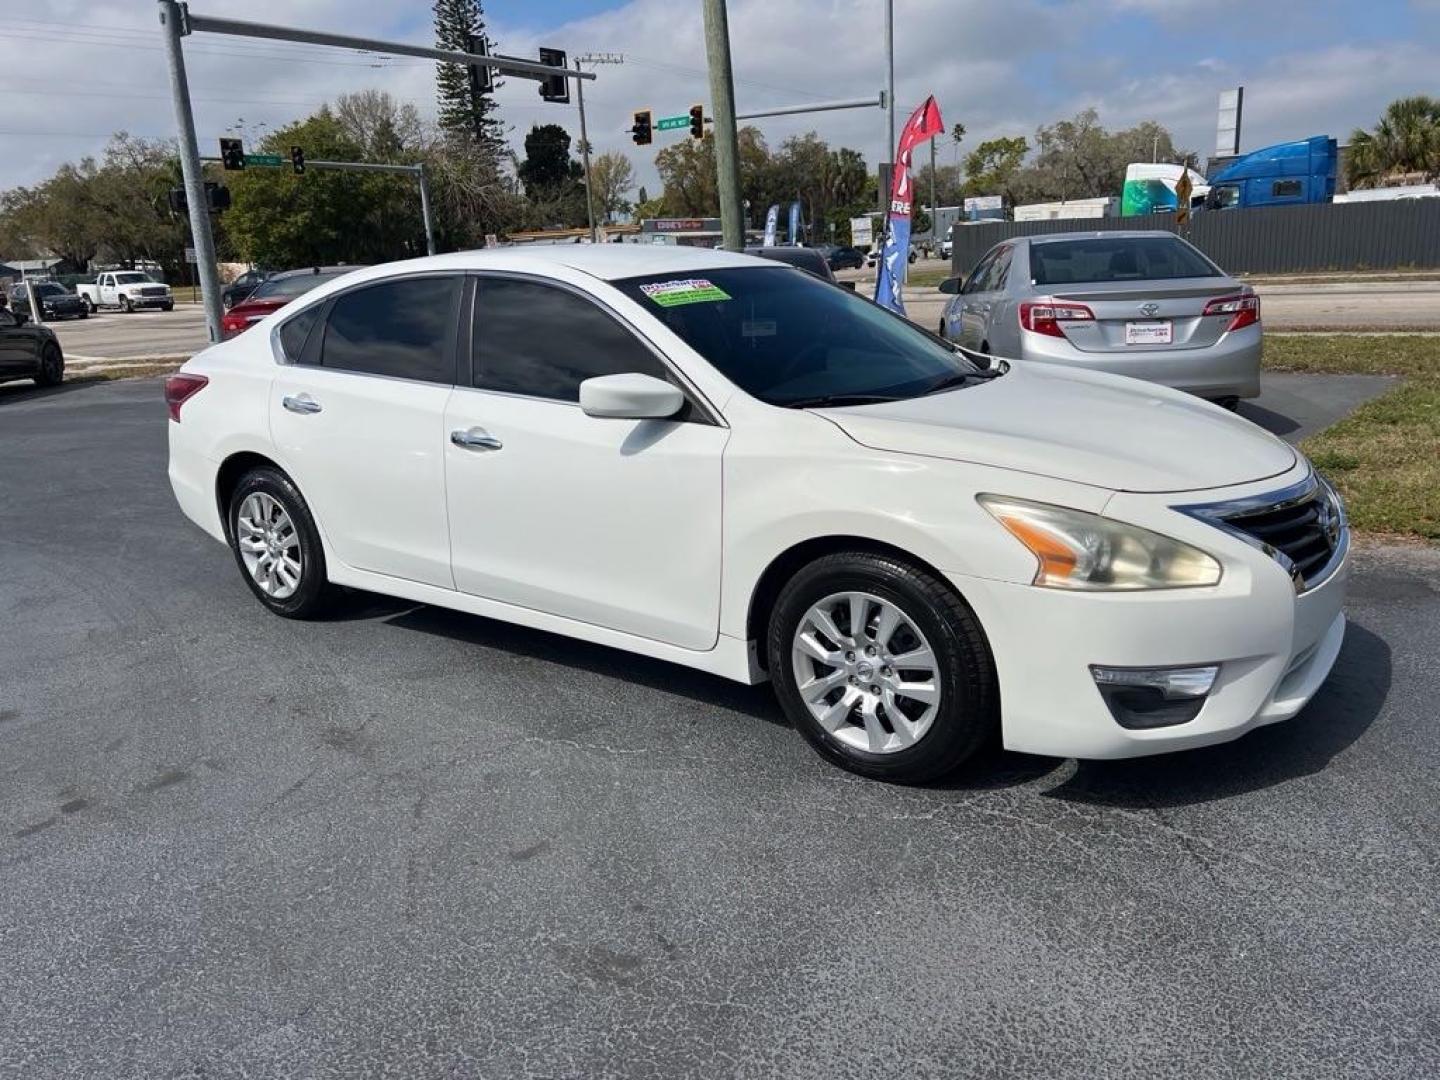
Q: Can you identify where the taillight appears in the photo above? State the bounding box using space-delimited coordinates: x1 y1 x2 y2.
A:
1019 299 1095 338
220 312 247 340
1203 292 1260 332
164 373 208 422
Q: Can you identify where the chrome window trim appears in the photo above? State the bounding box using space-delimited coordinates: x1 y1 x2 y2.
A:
1173 471 1348 593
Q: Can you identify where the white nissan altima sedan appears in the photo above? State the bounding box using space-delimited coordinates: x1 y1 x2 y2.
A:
166 246 1349 783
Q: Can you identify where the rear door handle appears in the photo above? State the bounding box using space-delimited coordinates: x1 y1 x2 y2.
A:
450 427 503 451
282 394 321 415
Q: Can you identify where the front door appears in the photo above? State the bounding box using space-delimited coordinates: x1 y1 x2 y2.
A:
444 275 727 651
268 274 463 589
0 310 36 376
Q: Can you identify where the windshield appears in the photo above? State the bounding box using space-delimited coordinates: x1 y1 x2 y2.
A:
113 272 153 284
614 266 984 407
1029 236 1220 286
250 270 349 301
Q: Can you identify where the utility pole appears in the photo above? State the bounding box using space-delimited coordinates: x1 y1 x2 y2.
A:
884 0 895 159
929 137 938 257
575 53 623 243
702 0 744 252
158 0 224 343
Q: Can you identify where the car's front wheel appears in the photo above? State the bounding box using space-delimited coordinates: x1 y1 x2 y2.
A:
120 296 133 313
768 552 998 783
227 467 336 618
34 343 64 387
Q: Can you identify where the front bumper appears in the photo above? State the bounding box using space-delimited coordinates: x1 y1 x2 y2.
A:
129 296 173 309
948 477 1349 760
1020 323 1262 400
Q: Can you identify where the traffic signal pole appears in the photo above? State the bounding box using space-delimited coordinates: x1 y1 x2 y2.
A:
701 0 744 252
159 0 224 342
574 58 598 244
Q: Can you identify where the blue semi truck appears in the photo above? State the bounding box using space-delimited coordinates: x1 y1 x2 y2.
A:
1203 135 1338 210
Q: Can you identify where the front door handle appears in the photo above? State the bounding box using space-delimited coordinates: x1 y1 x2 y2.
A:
450 427 503 451
282 394 322 415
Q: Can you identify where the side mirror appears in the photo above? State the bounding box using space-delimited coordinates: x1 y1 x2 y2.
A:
579 373 684 420
938 276 963 294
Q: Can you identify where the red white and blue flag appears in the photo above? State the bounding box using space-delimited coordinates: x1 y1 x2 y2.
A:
875 96 944 314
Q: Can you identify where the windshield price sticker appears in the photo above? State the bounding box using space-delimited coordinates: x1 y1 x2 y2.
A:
640 278 731 307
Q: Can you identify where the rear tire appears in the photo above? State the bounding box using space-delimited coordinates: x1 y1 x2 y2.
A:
767 551 999 783
227 467 337 619
34 344 64 387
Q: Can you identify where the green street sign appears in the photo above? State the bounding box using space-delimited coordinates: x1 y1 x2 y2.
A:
244 153 284 167
655 115 689 131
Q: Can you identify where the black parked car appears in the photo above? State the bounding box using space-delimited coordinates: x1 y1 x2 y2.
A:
744 245 837 283
7 281 88 320
0 307 65 386
823 245 866 270
222 268 272 310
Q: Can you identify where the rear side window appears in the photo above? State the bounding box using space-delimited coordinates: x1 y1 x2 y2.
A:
472 278 669 402
1272 179 1303 197
319 276 461 383
1029 237 1219 286
279 304 322 361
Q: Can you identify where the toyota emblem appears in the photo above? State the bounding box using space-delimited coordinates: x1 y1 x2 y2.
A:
1139 302 1160 317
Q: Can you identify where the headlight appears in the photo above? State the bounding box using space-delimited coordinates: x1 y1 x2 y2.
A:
979 495 1222 591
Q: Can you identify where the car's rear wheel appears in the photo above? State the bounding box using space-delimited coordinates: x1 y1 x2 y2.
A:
34 344 64 387
227 468 335 619
767 552 998 783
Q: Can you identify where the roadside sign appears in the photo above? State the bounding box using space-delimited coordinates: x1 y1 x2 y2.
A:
850 216 874 247
184 247 197 263
655 115 690 132
244 153 284 167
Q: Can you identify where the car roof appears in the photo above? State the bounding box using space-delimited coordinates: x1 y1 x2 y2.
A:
1026 231 1190 246
271 266 360 279
290 245 769 288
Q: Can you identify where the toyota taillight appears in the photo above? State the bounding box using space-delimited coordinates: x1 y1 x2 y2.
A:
220 311 249 339
1018 299 1095 338
164 373 208 422
1203 292 1260 332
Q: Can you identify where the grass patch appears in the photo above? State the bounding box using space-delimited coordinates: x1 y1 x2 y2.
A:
905 266 953 288
1264 335 1440 540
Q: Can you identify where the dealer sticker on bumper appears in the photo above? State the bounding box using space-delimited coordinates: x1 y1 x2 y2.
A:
1125 321 1173 345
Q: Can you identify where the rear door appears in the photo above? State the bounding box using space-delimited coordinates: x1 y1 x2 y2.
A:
444 274 727 650
269 273 463 588
1028 236 1237 354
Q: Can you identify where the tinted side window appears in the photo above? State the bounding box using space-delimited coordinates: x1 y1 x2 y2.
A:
963 249 998 293
319 276 460 383
279 304 323 362
1272 179 1303 197
473 278 669 402
0 311 16 328
983 246 1013 291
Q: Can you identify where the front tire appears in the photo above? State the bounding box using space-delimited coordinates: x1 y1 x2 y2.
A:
35 344 64 387
162 302 174 312
120 296 133 313
227 468 336 619
767 552 998 783
83 296 96 314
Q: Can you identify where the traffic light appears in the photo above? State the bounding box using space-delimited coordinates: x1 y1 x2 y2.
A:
538 47 568 103
466 33 494 96
291 145 305 175
219 137 245 171
689 104 705 140
166 183 230 214
631 109 653 147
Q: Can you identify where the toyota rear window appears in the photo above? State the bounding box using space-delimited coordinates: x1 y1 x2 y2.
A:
1029 237 1220 286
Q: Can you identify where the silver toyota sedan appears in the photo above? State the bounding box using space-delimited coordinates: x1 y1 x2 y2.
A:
939 232 1261 406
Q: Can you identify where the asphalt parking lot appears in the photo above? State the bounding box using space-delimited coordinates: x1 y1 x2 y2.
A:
3 377 1438 1078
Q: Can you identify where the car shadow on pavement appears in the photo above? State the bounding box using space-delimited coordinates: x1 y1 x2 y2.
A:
1041 621 1391 809
375 599 786 727
1236 400 1300 437
0 375 108 406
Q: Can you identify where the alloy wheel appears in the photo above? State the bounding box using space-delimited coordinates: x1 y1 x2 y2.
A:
790 590 941 754
236 492 302 599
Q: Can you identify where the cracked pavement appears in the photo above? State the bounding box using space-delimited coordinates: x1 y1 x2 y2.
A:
2 378 1438 1078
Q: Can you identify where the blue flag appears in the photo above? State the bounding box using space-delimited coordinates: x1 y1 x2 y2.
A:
787 201 802 245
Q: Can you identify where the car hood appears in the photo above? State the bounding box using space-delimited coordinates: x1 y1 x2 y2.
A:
815 361 1296 494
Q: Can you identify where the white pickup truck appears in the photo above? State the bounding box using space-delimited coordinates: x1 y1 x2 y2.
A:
76 271 174 314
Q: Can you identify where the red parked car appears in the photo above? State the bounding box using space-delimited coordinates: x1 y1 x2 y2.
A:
220 266 360 339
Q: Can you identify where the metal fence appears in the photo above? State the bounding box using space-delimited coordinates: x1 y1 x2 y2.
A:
948 199 1440 277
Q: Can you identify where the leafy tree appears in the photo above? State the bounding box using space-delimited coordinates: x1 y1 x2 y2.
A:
1346 95 1440 188
963 136 1029 203
516 124 586 227
432 0 505 154
1020 109 1178 201
589 151 635 222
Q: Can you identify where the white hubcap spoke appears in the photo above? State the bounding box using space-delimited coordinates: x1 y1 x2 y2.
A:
789 590 942 755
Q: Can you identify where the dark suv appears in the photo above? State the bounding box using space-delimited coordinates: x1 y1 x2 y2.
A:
8 281 88 321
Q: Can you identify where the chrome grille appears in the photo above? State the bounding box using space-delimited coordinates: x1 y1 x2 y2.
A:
140 286 168 297
1177 473 1347 592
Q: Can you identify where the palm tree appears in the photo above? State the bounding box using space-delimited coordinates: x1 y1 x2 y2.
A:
1345 95 1440 189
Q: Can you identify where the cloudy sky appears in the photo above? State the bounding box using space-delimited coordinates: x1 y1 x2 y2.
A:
2 0 1438 195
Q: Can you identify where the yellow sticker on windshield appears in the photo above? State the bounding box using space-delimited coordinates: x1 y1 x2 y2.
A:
639 278 731 307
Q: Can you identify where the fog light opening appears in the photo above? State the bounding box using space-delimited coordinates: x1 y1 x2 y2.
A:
1090 664 1220 730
